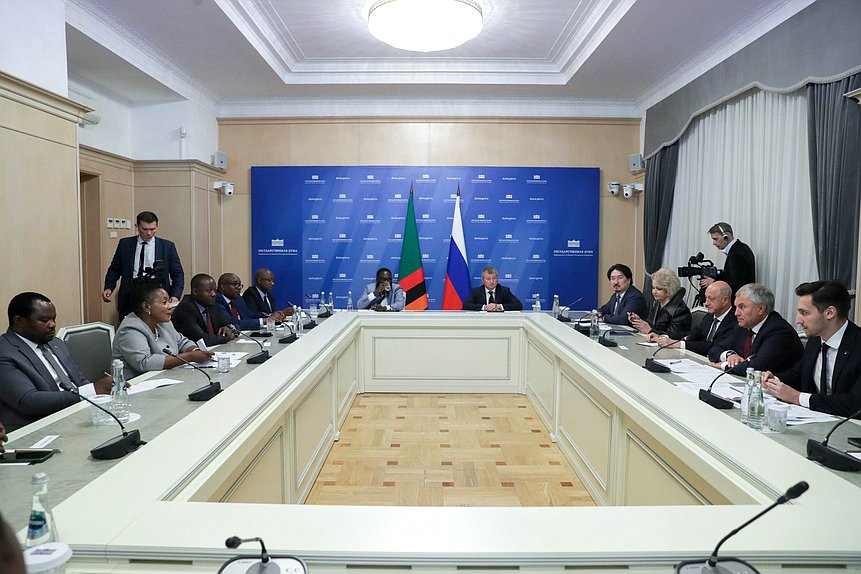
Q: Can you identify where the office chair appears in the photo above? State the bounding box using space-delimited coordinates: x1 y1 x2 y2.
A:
689 306 708 331
58 322 115 383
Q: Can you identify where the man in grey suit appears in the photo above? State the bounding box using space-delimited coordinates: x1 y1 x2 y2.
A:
0 292 111 432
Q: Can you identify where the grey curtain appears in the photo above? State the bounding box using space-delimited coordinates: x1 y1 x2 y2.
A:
642 142 679 305
807 73 861 288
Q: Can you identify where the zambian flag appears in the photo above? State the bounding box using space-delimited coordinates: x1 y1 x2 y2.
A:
398 184 428 310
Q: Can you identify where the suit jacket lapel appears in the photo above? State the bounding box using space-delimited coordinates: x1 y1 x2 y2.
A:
6 333 57 390
831 325 859 392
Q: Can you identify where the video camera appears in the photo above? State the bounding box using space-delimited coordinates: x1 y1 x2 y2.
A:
132 259 166 288
678 252 718 279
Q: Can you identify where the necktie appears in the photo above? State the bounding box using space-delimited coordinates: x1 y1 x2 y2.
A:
137 241 147 276
38 344 70 391
229 301 240 320
706 318 719 341
742 329 753 358
263 295 272 313
612 294 621 315
820 341 830 394
203 309 215 334
488 291 495 304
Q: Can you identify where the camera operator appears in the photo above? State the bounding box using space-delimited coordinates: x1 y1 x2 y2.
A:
102 211 185 319
698 222 756 297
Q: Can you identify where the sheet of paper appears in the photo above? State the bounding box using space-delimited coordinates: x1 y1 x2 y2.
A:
189 351 248 369
29 435 59 448
127 377 184 395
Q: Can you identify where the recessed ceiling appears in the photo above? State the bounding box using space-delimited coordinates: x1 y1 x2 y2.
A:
64 0 815 115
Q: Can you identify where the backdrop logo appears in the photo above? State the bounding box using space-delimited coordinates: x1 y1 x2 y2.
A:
271 239 284 247
568 239 581 247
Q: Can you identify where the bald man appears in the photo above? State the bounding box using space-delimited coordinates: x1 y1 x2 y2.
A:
242 268 292 320
655 280 739 360
216 273 267 331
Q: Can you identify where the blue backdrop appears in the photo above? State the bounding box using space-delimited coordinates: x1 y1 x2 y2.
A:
250 166 599 310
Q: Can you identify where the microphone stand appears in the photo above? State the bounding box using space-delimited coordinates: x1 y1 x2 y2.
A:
231 326 270 364
699 370 735 410
163 348 222 401
644 340 678 373
58 382 145 460
278 321 297 344
223 536 281 574
676 481 809 574
557 297 584 322
806 407 861 471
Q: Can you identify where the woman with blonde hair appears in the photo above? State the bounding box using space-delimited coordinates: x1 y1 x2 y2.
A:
630 267 691 340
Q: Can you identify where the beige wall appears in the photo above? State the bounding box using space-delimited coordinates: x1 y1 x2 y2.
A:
218 117 644 306
78 148 226 325
0 72 87 327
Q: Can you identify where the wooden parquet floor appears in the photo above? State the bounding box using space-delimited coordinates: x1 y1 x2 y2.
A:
304 393 595 507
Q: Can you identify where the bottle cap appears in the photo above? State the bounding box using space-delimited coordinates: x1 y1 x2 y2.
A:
23 542 72 572
31 472 47 485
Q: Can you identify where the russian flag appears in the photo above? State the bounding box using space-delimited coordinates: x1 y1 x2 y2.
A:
442 184 471 310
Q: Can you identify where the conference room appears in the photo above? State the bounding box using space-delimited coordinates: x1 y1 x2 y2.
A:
1 1 860 572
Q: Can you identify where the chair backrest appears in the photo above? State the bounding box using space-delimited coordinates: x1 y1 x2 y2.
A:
57 322 115 383
689 306 709 331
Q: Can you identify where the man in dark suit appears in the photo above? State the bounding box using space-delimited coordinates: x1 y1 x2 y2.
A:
710 283 803 375
763 281 861 418
462 266 522 311
699 222 755 297
216 273 267 331
171 274 236 347
598 263 647 326
655 280 739 360
243 268 292 320
102 211 185 319
0 292 111 432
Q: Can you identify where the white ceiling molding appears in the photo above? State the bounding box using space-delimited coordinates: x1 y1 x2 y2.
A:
218 96 641 119
65 0 220 107
555 0 636 81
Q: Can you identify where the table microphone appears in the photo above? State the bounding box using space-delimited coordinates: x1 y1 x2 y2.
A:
225 535 279 573
278 321 297 344
163 348 222 401
557 297 584 322
806 406 861 471
58 382 145 460
644 340 677 373
230 326 270 364
699 370 735 410
675 481 809 574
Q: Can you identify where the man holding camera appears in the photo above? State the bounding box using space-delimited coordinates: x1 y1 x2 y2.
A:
698 222 755 297
102 211 185 319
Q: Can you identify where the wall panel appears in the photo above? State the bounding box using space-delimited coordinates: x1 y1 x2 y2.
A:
218 118 642 306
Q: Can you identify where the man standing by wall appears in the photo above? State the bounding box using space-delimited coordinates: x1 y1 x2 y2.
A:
102 211 184 319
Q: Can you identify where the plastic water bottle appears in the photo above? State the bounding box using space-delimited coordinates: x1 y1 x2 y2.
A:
532 294 541 312
297 306 304 337
328 291 334 310
552 294 560 318
590 309 600 341
319 290 326 312
292 305 300 336
110 358 129 423
26 472 57 547
747 371 765 429
740 367 754 424
347 290 353 311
